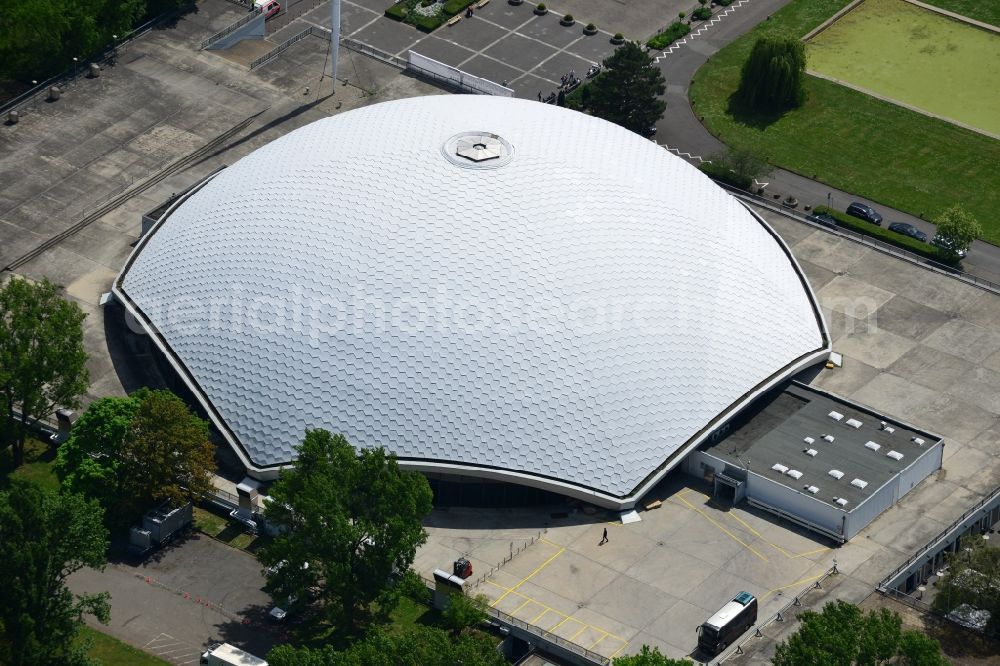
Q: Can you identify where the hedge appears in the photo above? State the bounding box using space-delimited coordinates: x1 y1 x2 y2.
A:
442 0 474 13
698 162 752 190
811 206 956 264
646 22 691 50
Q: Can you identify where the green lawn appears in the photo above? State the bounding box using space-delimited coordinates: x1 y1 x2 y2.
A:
807 0 1000 136
79 626 170 666
922 0 1000 26
0 437 60 492
689 0 1000 244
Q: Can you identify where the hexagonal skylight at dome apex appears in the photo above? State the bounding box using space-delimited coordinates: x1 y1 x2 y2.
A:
456 134 503 162
115 95 829 504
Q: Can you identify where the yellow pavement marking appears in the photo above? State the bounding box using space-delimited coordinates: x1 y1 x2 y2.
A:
549 615 580 633
530 608 550 624
609 642 630 658
588 632 609 650
511 598 534 616
678 489 832 560
790 546 831 559
539 536 562 548
490 544 565 607
569 625 589 641
760 570 827 600
673 493 768 562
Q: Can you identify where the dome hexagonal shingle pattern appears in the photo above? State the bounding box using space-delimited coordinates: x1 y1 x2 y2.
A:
115 95 828 506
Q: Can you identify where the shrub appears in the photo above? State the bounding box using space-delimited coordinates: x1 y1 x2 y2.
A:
563 13 573 21
812 206 957 264
385 2 408 19
412 12 445 29
586 22 596 30
420 0 434 6
613 32 624 39
717 0 733 4
646 22 690 50
536 2 545 8
442 0 472 14
678 11 685 18
692 6 711 20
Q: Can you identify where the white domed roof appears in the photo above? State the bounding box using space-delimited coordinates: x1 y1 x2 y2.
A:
116 95 828 506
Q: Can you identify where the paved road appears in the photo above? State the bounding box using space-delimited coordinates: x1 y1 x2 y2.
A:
647 0 1000 284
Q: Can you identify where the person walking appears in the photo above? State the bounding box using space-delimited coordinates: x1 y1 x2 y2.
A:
599 527 608 545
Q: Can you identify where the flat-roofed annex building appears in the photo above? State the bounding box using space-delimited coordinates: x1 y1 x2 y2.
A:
112 95 831 510
689 382 944 541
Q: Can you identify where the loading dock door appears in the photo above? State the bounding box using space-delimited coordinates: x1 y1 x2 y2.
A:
714 473 746 504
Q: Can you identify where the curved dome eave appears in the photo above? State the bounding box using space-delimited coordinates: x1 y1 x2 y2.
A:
113 95 829 509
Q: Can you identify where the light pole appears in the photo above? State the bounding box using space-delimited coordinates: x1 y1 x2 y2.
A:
331 0 341 94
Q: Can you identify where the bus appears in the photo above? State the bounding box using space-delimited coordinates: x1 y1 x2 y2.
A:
696 591 757 654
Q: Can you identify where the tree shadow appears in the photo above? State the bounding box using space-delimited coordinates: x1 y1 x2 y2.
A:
152 2 200 31
725 90 794 131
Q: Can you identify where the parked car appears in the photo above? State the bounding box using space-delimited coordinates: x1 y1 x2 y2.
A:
845 202 883 226
807 212 839 229
253 0 280 18
931 235 968 259
888 222 927 242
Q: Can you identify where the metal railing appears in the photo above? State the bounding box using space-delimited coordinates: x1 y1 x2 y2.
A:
341 36 408 69
716 565 838 664
465 531 544 589
876 483 1000 592
249 26 317 69
714 181 1000 295
200 7 263 50
488 604 611 665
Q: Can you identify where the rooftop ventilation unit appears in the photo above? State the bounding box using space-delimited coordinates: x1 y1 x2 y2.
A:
851 478 869 489
835 497 849 507
823 434 835 443
886 450 904 461
846 418 863 429
772 463 789 473
803 436 815 445
912 437 925 445
805 485 819 494
828 411 844 421
884 426 895 434
829 469 844 479
864 441 881 452
786 469 803 480
804 448 818 457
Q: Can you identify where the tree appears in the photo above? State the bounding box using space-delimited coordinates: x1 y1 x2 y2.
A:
736 36 806 113
932 537 1000 636
700 147 771 189
584 41 666 136
933 204 981 261
441 592 489 636
259 430 433 628
897 631 949 666
613 645 694 665
0 480 110 666
773 600 946 666
268 625 506 666
55 388 216 522
0 277 89 468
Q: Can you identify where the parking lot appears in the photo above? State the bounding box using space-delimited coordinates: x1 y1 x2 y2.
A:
69 535 277 664
257 0 687 99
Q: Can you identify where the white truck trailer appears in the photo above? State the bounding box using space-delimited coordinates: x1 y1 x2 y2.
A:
200 643 267 666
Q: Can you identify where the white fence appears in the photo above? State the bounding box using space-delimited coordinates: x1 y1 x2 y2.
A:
408 52 514 97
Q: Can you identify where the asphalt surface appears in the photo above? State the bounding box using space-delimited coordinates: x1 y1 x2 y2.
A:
69 535 278 665
648 0 1000 284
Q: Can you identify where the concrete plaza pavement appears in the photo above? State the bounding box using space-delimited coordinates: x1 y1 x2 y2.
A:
414 206 1000 662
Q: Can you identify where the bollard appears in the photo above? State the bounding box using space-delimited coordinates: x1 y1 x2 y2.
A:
48 86 61 101
88 63 101 78
7 110 18 124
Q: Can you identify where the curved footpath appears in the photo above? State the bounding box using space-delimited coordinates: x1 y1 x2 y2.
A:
648 0 1000 283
